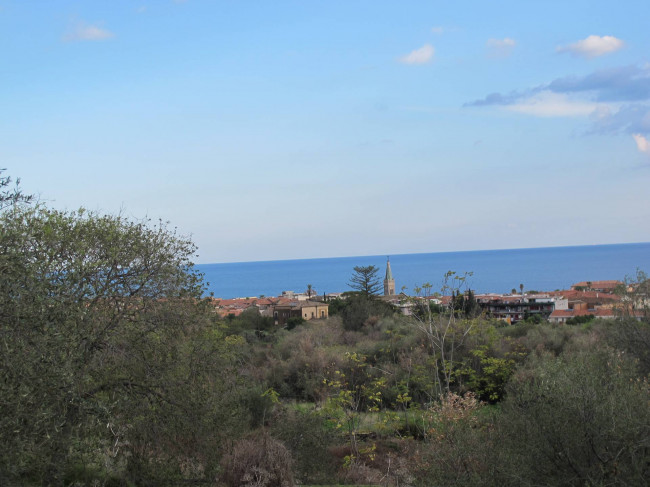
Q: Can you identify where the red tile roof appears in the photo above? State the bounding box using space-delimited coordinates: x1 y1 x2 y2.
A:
550 308 614 318
571 280 622 291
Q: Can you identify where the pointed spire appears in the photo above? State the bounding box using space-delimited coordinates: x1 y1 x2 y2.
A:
384 257 395 296
385 256 393 281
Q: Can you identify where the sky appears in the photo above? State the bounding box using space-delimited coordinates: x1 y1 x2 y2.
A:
3 0 650 263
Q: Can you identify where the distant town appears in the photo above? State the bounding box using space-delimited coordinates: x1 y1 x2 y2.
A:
210 259 646 326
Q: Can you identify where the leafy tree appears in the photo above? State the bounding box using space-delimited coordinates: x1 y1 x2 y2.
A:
327 297 347 315
411 272 477 399
595 317 650 375
323 353 385 468
0 204 246 484
236 306 275 331
615 269 650 320
271 407 338 484
565 314 594 325
286 316 305 330
497 349 650 485
340 293 394 331
462 289 481 318
349 265 382 297
0 169 33 210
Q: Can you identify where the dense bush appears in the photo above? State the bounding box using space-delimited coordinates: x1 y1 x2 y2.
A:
496 348 650 485
271 407 338 485
220 432 294 487
339 294 396 331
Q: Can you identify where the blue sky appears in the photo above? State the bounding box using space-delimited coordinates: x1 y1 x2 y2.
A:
3 0 650 263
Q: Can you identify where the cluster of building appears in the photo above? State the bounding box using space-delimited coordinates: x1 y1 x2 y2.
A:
210 258 646 326
389 279 641 324
210 290 329 325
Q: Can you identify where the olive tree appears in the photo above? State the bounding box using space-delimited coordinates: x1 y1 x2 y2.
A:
496 349 650 486
0 203 245 484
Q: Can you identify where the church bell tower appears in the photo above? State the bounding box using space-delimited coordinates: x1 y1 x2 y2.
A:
384 257 395 296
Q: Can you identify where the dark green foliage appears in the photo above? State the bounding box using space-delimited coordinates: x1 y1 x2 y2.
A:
243 387 280 428
516 322 582 356
462 290 481 318
0 169 33 210
565 313 594 325
326 297 347 315
340 294 395 331
595 318 650 375
496 349 650 486
235 306 276 331
271 407 338 484
0 203 249 485
412 300 443 321
521 313 544 324
286 316 305 330
348 265 382 296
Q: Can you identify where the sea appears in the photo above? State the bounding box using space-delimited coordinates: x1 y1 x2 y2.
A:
196 243 650 299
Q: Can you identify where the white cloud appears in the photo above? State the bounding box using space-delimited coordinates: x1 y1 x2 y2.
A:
487 37 516 58
64 21 114 41
557 35 624 59
506 91 599 117
633 134 650 154
431 26 445 34
399 44 434 65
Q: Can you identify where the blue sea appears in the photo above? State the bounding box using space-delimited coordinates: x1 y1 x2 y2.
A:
196 243 650 299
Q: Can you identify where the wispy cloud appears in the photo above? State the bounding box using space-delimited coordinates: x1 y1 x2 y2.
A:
506 92 599 117
398 44 435 65
467 65 650 108
486 37 516 58
431 25 459 35
589 104 650 135
633 134 650 154
547 65 650 102
64 21 114 42
466 64 650 141
557 35 624 59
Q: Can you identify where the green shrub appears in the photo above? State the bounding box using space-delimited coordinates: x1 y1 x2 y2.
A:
496 349 650 485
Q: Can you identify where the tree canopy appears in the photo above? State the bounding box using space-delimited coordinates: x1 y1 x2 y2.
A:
348 265 382 297
0 179 248 485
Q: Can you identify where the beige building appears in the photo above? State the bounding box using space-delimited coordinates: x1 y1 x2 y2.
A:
273 300 329 325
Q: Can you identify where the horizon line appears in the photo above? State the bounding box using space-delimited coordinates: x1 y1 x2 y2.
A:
197 241 650 267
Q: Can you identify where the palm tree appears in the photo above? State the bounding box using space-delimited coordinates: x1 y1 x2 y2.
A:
520 283 524 296
306 284 313 299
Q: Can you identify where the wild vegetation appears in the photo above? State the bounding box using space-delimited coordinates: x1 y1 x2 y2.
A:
1 171 649 486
